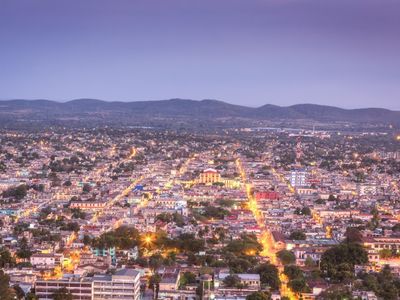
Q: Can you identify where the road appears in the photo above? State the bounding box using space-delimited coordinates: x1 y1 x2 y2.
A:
236 157 297 300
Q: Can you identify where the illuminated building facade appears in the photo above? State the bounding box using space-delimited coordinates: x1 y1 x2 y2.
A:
198 168 221 184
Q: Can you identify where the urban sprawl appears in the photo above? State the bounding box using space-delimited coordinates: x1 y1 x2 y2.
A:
1 127 400 300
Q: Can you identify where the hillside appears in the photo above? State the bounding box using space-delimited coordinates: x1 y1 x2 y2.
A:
0 99 398 128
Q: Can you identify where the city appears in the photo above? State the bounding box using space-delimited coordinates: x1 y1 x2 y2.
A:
1 0 400 299
1 127 400 299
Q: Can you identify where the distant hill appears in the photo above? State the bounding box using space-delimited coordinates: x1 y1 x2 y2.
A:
0 98 399 127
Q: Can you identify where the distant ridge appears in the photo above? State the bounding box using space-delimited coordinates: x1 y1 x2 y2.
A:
0 98 399 126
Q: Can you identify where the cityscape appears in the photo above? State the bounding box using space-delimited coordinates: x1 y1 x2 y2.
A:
1 1 400 300
0 127 400 300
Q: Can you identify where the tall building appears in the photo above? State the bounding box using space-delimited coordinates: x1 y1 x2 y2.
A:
35 268 141 300
92 269 141 300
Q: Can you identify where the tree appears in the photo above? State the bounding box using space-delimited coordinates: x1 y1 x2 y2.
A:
284 265 303 280
288 277 309 293
82 183 92 194
228 257 252 273
16 237 32 259
13 284 25 299
225 234 262 255
52 287 73 300
277 250 296 265
317 285 353 300
63 180 72 187
0 247 15 268
345 227 363 243
294 206 311 216
289 231 306 240
180 271 197 288
0 270 16 300
320 242 368 282
246 291 271 300
360 265 400 300
149 254 163 270
305 256 316 268
83 235 92 245
26 292 39 300
2 184 28 201
223 275 241 288
379 249 393 259
71 208 86 219
149 273 161 299
255 263 281 290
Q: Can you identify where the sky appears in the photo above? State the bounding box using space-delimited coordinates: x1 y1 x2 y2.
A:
1 0 399 109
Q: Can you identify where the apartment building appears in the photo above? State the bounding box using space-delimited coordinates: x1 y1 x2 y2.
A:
92 269 141 300
35 269 140 300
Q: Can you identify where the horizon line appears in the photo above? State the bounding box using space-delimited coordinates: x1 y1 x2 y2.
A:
0 97 397 112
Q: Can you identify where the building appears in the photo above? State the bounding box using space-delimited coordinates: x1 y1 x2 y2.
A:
198 168 221 184
35 268 141 300
30 253 64 268
92 269 141 300
70 201 107 210
91 247 116 265
35 275 92 300
159 268 181 292
217 272 260 289
289 169 307 187
254 191 280 201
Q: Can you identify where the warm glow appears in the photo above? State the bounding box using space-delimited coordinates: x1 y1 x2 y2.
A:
142 234 154 246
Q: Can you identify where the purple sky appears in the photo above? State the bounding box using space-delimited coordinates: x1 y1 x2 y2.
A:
1 0 399 109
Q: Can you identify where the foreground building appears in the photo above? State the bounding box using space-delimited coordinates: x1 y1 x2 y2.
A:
35 268 141 300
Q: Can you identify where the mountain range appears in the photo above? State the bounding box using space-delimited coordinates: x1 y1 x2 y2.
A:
0 98 399 128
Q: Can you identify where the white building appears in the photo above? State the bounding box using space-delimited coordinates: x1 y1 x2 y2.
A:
289 169 307 187
92 268 141 300
30 253 63 268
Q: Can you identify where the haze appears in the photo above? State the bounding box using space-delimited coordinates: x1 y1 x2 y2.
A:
1 0 399 109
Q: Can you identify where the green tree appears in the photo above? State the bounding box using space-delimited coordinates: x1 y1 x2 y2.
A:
16 237 32 259
360 265 400 300
255 263 281 290
289 231 306 240
288 277 309 293
0 247 15 268
317 285 353 300
149 254 164 270
223 275 241 288
0 270 16 300
180 271 197 288
26 292 39 300
345 227 363 243
284 265 303 280
277 250 296 265
320 242 368 282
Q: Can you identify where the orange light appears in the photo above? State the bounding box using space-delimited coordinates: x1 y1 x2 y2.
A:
142 234 154 246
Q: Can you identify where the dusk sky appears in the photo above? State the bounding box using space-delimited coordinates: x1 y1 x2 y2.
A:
1 0 399 109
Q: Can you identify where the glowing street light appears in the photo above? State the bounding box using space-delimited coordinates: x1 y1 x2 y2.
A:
142 234 154 247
